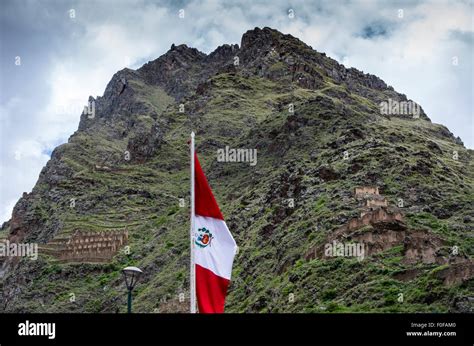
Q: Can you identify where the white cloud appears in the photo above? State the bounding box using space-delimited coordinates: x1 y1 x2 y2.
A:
0 0 472 224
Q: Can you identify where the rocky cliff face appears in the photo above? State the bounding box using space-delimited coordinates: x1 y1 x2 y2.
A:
1 27 472 313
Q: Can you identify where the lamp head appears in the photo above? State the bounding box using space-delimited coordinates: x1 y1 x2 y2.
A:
122 266 143 291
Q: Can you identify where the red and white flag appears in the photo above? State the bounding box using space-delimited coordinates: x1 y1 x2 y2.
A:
190 133 237 313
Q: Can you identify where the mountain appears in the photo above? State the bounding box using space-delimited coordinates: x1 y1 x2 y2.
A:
1 27 472 313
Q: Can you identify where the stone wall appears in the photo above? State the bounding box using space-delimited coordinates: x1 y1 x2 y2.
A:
41 230 128 263
354 186 379 197
366 198 388 208
305 207 405 261
337 207 404 235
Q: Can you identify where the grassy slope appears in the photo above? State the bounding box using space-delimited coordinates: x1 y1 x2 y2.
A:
3 68 473 313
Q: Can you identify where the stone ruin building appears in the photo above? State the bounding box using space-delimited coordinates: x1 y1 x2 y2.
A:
304 185 474 287
40 229 128 263
354 186 379 196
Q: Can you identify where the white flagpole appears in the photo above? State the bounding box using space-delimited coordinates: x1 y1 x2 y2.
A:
190 131 197 313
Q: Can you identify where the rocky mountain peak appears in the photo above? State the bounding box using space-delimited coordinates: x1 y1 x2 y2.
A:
139 43 205 77
167 43 206 60
2 27 471 314
206 43 239 65
240 27 301 51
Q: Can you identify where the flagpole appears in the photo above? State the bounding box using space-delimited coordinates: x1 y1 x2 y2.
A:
190 131 197 313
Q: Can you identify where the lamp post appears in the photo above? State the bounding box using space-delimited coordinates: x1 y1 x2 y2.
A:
122 266 143 313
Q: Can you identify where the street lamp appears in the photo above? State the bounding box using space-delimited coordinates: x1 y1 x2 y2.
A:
122 266 143 313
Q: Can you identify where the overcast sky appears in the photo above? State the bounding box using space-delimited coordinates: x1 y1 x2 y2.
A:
0 0 472 224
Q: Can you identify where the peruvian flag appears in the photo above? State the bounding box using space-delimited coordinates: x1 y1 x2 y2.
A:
192 151 237 313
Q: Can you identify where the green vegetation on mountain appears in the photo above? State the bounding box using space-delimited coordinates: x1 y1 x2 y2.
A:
1 27 472 313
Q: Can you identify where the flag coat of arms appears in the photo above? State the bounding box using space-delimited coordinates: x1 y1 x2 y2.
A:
190 133 237 313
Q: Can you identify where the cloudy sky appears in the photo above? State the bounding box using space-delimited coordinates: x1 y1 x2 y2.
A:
0 0 472 223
